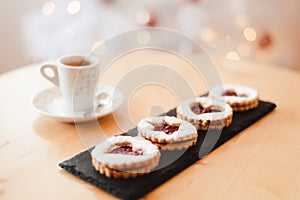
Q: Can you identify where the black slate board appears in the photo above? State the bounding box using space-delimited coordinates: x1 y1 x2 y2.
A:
59 100 276 200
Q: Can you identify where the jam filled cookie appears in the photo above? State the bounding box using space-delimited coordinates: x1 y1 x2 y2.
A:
91 136 160 178
210 84 259 111
177 97 233 130
137 116 198 150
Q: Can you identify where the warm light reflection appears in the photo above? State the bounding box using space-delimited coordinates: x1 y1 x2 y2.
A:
226 51 240 61
225 35 231 41
243 27 257 41
235 14 249 27
67 0 81 15
42 1 55 15
136 10 150 25
201 27 216 42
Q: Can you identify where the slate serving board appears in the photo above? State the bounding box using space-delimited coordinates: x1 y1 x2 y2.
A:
59 100 276 200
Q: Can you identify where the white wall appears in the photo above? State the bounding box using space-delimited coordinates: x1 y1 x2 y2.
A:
1 0 299 74
0 0 40 74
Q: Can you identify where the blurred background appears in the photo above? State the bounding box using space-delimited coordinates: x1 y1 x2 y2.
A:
1 0 300 74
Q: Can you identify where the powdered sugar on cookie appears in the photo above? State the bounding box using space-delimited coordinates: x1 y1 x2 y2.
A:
177 97 233 130
91 136 160 170
210 84 259 111
138 116 197 144
210 84 258 104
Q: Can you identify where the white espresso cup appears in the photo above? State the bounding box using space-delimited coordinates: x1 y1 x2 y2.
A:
40 54 100 112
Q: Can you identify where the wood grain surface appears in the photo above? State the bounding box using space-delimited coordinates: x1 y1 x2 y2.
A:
0 50 299 200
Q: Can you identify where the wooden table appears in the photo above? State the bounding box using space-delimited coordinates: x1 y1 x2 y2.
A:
1 51 300 200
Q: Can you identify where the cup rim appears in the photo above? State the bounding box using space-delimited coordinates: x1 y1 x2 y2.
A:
58 54 99 69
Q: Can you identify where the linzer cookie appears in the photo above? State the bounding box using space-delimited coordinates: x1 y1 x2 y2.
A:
137 116 198 150
177 97 233 130
91 136 160 178
210 84 259 111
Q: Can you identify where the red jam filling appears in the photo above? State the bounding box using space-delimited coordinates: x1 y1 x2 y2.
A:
222 90 247 97
191 104 222 115
109 146 142 156
223 89 238 96
154 124 179 135
191 104 207 114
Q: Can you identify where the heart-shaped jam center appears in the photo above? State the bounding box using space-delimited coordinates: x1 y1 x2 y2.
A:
222 90 247 97
154 123 179 135
191 103 222 115
109 145 142 156
223 89 238 96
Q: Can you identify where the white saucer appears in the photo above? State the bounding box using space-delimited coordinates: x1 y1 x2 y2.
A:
32 85 124 123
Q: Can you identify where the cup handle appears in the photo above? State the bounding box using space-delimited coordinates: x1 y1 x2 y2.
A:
40 64 59 87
